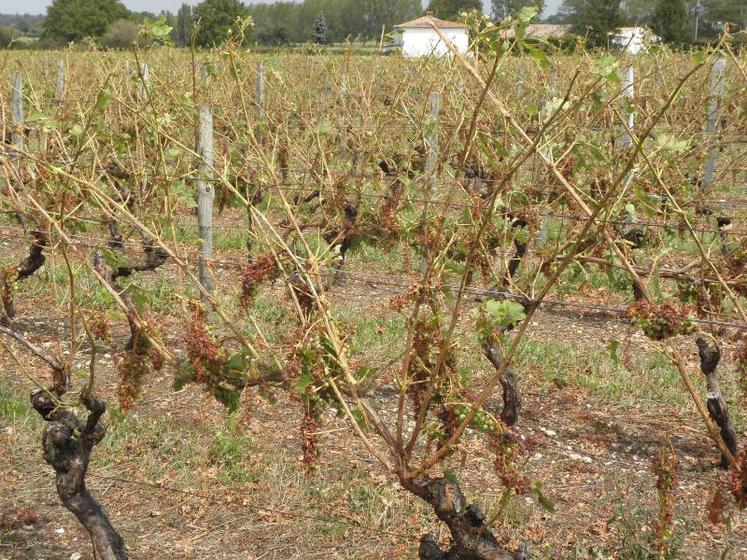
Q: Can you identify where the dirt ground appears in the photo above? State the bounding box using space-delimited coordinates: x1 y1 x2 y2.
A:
1 255 746 560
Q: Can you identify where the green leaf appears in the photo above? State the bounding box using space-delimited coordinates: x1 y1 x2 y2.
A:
140 16 174 45
94 90 111 113
515 6 539 25
294 368 315 396
100 248 127 268
444 259 465 275
150 18 173 39
317 120 332 136
526 44 551 70
483 300 526 329
226 352 248 372
592 56 618 78
354 366 376 382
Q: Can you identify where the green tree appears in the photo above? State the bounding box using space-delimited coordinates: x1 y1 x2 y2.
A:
651 0 689 45
702 0 746 31
362 0 422 36
313 11 329 44
621 0 653 24
193 0 251 47
42 0 130 44
0 26 19 48
100 18 140 49
173 3 194 46
427 0 483 21
248 2 295 44
561 0 623 47
245 0 423 44
491 0 546 20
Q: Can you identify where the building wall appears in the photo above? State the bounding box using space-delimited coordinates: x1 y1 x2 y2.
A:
401 28 469 57
613 28 656 55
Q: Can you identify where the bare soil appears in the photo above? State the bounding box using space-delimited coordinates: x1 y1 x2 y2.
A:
1 256 746 560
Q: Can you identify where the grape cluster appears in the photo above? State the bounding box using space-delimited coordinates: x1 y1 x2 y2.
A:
455 404 498 434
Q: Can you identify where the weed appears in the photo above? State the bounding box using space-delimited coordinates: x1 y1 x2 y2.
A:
211 418 257 485
0 387 33 422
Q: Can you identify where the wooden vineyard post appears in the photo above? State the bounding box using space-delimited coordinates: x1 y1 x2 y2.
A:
534 74 554 250
420 91 440 272
514 71 523 99
256 62 265 120
55 59 65 104
138 63 150 104
122 59 130 100
196 103 215 311
618 65 635 149
702 58 729 252
255 62 266 149
702 58 726 191
11 73 24 161
424 91 440 196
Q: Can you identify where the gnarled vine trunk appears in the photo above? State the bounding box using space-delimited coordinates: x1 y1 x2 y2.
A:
31 390 128 560
1 214 48 322
403 476 529 560
695 337 738 468
482 336 521 426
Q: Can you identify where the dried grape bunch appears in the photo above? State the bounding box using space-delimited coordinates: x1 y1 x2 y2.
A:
729 451 747 508
490 431 530 495
116 330 164 410
173 303 250 412
626 301 696 340
239 253 280 308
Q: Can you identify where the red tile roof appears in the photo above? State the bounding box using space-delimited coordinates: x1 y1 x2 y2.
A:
504 24 571 39
395 12 468 30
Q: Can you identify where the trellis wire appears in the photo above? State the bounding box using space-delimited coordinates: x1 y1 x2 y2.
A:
1 227 745 331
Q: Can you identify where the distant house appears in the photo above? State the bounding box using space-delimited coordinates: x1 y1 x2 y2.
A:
393 12 469 58
504 23 657 54
504 24 572 40
612 27 658 54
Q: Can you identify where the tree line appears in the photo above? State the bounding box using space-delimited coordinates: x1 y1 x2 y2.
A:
0 0 744 50
556 0 746 47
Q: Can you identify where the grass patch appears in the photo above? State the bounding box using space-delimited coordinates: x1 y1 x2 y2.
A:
514 337 745 425
0 386 34 423
211 418 258 485
346 239 407 273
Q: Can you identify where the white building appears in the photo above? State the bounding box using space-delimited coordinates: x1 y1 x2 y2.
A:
394 12 470 58
502 23 657 55
613 27 659 54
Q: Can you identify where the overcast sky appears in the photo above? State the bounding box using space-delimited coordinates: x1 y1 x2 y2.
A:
4 0 562 18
